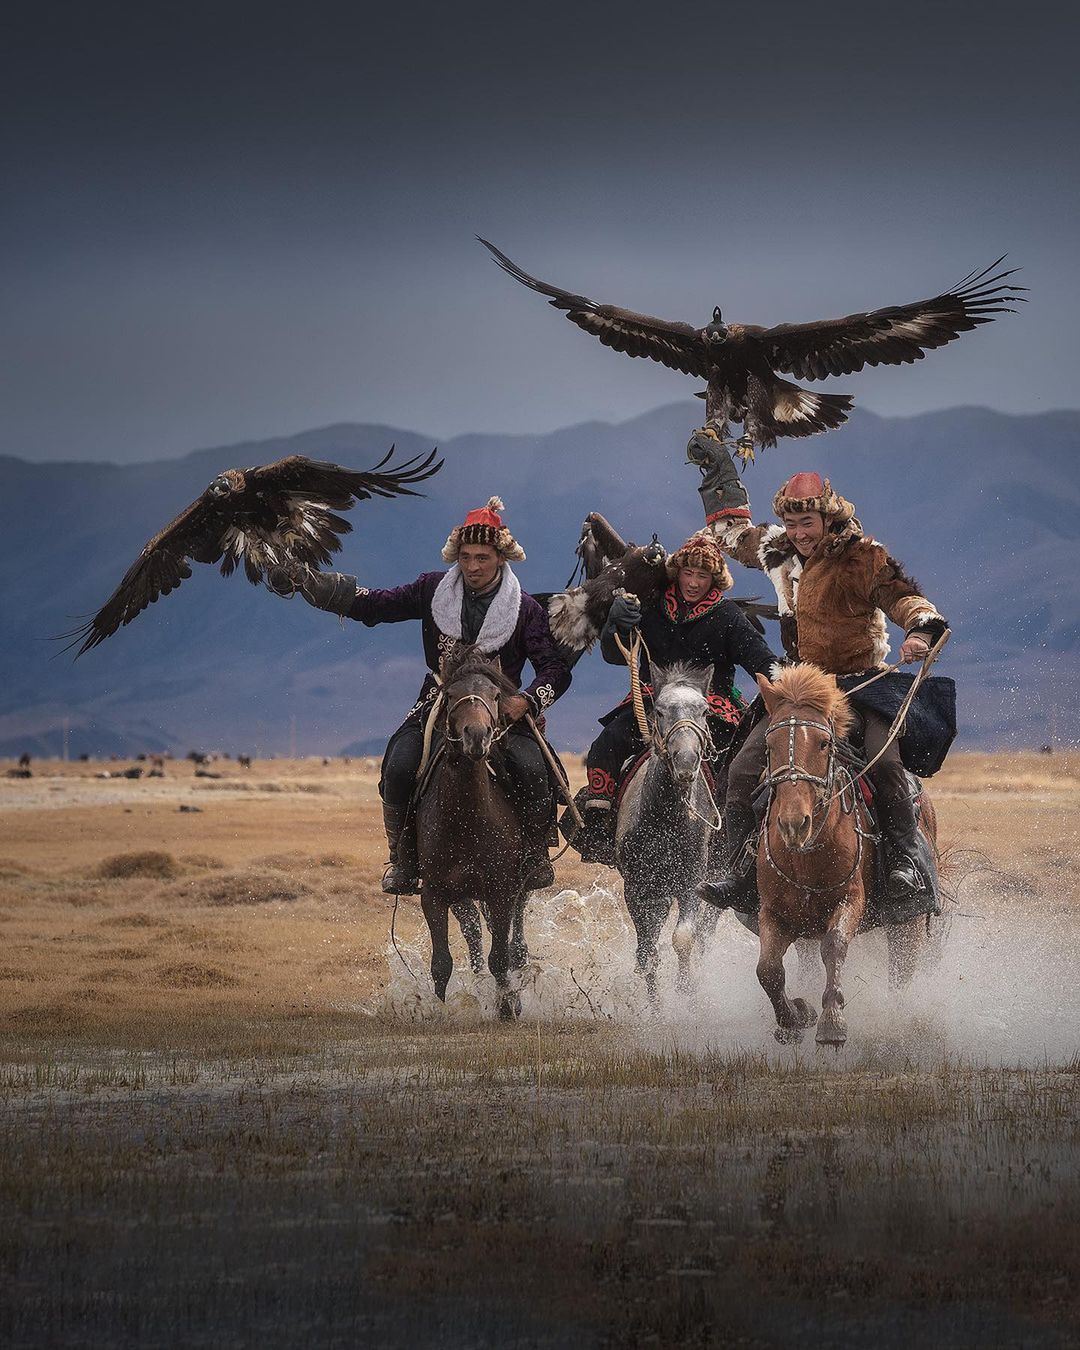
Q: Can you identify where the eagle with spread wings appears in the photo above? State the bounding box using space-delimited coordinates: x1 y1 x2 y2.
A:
63 447 442 656
480 240 1024 457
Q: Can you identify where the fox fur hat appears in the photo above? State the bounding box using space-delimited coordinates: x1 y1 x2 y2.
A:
441 496 526 562
665 532 733 591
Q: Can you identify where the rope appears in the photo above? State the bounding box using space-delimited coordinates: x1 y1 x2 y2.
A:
523 712 584 834
612 618 651 741
825 628 951 807
390 893 422 987
416 680 445 782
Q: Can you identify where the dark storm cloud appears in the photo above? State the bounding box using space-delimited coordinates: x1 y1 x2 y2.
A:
2 0 1077 460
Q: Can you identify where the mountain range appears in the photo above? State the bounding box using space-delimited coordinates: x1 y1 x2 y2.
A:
2 403 1077 758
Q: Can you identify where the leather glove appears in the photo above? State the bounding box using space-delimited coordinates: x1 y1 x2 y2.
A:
685 427 727 469
266 563 358 616
686 428 750 521
605 591 642 634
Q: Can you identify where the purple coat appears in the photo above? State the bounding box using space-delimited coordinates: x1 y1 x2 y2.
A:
348 571 572 721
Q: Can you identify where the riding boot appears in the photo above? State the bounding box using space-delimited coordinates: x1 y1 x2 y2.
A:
877 792 931 902
381 800 420 896
574 799 618 866
697 803 758 910
520 793 556 892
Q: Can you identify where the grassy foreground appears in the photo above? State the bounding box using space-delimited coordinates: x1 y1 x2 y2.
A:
3 1021 1079 1347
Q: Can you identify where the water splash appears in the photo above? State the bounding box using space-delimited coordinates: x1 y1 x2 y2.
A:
372 870 1080 1065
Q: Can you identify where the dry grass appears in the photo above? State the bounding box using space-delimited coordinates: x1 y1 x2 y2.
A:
0 752 1078 1346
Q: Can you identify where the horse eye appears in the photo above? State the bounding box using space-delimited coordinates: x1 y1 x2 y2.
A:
818 738 830 750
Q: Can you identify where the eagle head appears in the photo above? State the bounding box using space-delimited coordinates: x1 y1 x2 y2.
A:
207 468 245 499
705 307 728 343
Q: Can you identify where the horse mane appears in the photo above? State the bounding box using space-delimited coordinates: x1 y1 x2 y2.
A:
768 663 855 737
653 662 710 701
440 643 521 698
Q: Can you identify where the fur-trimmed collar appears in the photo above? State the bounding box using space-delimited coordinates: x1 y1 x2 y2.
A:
760 517 864 572
662 582 725 624
430 564 522 653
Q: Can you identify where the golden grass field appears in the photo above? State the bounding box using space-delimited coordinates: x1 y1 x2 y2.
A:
2 751 1079 1347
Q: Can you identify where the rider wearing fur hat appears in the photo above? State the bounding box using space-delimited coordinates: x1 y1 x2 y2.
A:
268 496 571 895
575 528 781 864
686 428 950 911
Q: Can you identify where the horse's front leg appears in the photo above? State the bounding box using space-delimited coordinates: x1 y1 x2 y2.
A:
486 898 521 1021
627 884 668 1006
817 895 862 1047
450 901 485 975
886 916 923 990
673 887 708 993
758 911 817 1043
421 891 453 1002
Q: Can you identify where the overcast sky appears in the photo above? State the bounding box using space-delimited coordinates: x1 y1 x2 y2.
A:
3 0 1076 462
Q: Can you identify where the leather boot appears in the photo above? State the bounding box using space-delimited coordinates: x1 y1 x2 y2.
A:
520 796 556 891
698 803 758 910
575 800 617 866
381 800 420 895
877 793 929 901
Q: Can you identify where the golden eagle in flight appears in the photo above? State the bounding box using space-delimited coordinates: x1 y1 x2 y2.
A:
63 447 442 656
479 240 1024 457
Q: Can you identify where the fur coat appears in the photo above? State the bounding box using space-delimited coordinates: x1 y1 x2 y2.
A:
708 516 946 676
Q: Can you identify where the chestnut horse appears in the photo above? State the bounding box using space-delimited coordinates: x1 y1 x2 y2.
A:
753 664 935 1046
414 646 532 1019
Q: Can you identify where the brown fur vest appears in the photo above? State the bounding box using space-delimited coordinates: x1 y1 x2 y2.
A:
710 517 945 675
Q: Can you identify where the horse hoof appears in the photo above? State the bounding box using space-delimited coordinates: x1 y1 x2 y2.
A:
816 1010 847 1047
498 992 522 1021
774 1025 803 1045
791 998 818 1028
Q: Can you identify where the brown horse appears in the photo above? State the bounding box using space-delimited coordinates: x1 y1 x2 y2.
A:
753 664 936 1046
414 645 532 1020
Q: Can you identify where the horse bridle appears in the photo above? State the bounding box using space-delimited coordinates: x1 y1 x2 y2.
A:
442 689 508 749
761 713 871 890
651 714 711 761
762 715 839 854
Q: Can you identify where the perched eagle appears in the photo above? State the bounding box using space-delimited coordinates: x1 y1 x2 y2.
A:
548 512 777 653
480 240 1025 456
63 447 442 656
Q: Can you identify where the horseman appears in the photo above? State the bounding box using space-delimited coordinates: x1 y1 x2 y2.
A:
574 530 782 864
268 496 571 895
686 428 951 911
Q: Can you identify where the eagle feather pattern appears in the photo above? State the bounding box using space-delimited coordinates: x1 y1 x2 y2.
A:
480 240 1024 448
61 446 442 656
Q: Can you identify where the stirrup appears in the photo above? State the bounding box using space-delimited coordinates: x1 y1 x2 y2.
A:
382 862 420 896
887 859 924 899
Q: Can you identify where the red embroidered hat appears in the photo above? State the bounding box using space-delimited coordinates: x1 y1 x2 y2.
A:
441 496 526 562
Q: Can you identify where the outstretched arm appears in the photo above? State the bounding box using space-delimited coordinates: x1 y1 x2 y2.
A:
266 563 425 624
686 429 777 571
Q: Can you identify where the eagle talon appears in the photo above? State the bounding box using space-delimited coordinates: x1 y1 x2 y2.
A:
734 435 756 466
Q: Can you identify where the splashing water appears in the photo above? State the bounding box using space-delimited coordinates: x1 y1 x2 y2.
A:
371 870 1080 1067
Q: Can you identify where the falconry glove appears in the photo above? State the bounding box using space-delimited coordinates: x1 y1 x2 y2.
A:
686 428 750 521
266 563 358 617
603 591 642 641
